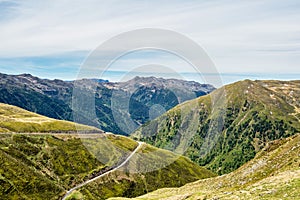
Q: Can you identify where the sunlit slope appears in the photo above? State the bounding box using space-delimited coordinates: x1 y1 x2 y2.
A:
132 80 300 174
0 103 215 199
0 133 138 199
0 103 100 133
0 133 215 200
110 133 300 200
66 143 215 200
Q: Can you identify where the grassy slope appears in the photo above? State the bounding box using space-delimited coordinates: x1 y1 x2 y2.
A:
0 134 138 199
0 103 100 133
0 103 215 199
111 133 300 200
0 134 215 200
68 143 215 200
132 80 300 174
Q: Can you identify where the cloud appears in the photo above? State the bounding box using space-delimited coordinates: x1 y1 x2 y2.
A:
0 0 299 79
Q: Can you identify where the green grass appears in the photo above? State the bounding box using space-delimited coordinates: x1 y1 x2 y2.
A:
0 133 214 199
0 103 216 199
0 103 100 133
72 143 215 200
132 80 300 174
110 133 300 200
0 133 139 199
65 191 84 200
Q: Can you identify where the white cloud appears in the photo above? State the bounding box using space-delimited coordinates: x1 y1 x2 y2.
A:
0 0 299 75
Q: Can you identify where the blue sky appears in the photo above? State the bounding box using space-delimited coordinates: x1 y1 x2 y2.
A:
0 0 299 85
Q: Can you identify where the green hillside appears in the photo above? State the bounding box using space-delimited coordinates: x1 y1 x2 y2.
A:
132 80 300 174
0 103 215 199
111 133 300 200
0 134 215 199
67 143 215 199
0 133 138 199
0 103 100 133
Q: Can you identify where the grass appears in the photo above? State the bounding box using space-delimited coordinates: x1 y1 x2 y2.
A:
71 143 215 200
0 103 216 199
0 133 139 199
132 80 300 174
0 103 100 133
0 132 214 199
65 191 84 200
109 133 300 200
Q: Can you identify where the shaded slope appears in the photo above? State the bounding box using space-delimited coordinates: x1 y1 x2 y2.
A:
132 80 300 174
110 133 300 200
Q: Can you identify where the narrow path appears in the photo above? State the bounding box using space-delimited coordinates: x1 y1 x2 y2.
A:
61 141 143 200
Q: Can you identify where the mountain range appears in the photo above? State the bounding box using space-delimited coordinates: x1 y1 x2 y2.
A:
0 73 215 135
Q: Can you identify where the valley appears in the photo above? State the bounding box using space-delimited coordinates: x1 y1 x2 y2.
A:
0 75 299 200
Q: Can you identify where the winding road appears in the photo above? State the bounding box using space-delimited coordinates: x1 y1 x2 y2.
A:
62 141 143 200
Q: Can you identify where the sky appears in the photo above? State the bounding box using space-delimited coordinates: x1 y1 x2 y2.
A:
0 0 299 86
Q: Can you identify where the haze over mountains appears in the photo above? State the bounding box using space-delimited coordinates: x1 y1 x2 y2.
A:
0 73 215 135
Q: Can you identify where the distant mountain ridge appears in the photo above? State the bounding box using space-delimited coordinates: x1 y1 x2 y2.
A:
114 76 213 93
0 73 215 135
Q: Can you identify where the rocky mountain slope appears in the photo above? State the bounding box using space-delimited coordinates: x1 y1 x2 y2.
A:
112 133 300 200
132 80 300 174
0 73 215 135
